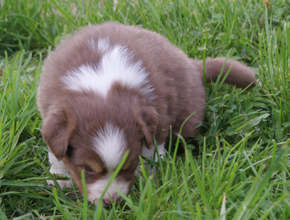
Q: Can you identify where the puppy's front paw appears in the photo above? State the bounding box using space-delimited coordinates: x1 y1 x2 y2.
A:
47 179 72 189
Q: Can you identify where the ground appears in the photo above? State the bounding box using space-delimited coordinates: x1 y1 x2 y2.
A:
0 0 290 219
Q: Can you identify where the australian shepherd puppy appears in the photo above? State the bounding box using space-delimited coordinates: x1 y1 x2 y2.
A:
37 22 256 206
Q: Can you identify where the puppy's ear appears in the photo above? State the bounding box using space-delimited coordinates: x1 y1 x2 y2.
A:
134 104 159 149
42 106 76 160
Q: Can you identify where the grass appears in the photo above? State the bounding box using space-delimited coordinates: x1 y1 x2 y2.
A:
0 0 290 219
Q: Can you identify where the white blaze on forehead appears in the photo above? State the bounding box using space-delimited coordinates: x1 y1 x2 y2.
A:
93 123 126 170
89 122 130 204
87 176 130 204
61 39 154 99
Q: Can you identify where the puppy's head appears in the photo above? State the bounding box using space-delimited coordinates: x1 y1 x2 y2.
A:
42 92 158 205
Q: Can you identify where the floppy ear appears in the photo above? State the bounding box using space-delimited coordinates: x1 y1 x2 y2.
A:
42 106 76 160
134 104 159 149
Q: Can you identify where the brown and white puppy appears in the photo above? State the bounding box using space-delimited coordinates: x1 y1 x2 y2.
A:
37 22 256 205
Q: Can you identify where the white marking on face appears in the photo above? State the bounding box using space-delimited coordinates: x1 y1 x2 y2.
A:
93 123 126 170
61 40 154 99
89 122 131 204
87 175 130 204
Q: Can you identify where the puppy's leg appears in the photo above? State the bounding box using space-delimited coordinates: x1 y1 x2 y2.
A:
47 152 72 189
141 143 166 161
139 143 166 175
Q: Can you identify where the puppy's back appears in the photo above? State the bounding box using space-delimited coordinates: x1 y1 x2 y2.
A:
37 22 201 120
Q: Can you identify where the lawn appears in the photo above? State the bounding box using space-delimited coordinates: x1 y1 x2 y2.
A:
1 0 290 219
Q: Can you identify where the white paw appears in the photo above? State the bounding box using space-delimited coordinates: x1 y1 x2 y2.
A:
47 152 72 189
47 179 72 189
141 142 166 161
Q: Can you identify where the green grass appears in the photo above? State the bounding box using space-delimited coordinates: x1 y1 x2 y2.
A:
1 0 290 219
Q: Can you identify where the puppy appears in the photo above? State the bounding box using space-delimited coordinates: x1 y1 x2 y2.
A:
37 22 256 206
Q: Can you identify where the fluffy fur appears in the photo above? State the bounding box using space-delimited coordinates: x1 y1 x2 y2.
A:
37 22 256 206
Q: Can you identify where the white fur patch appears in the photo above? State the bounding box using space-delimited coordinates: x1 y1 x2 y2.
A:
47 152 72 189
141 143 166 161
93 123 126 170
87 175 130 204
48 152 71 177
62 39 154 99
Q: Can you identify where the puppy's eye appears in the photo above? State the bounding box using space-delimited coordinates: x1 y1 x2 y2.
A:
84 167 95 173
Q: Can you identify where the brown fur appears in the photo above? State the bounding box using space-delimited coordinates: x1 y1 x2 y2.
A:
37 22 256 203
